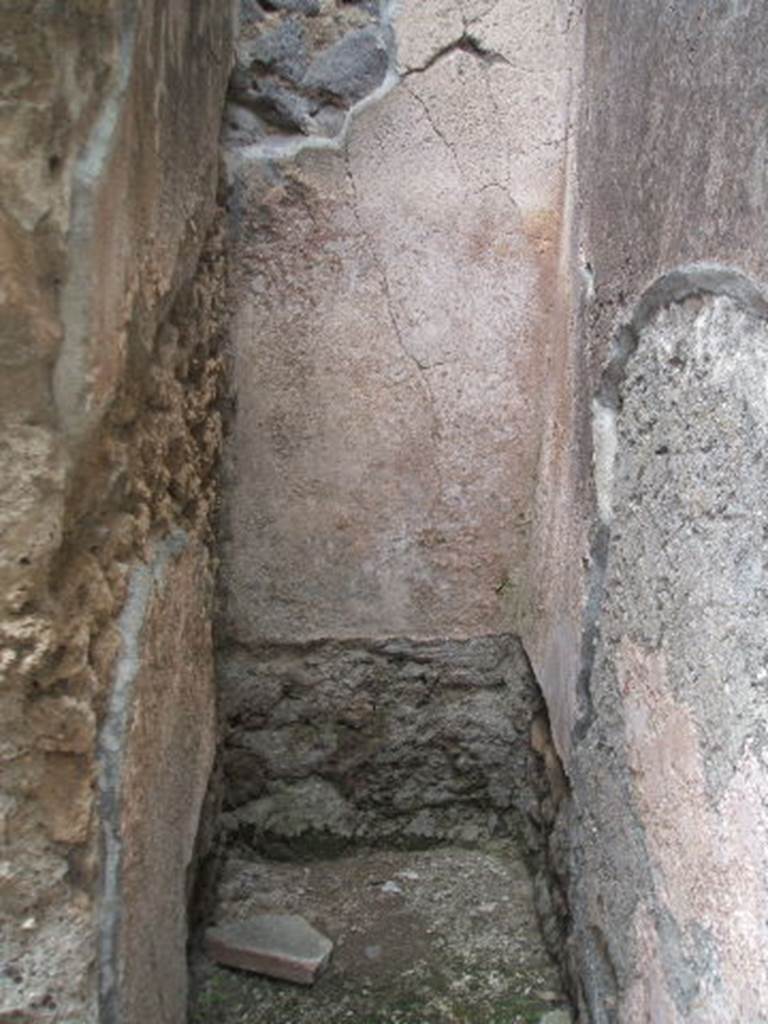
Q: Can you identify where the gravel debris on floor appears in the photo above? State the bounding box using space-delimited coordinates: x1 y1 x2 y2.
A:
189 841 573 1023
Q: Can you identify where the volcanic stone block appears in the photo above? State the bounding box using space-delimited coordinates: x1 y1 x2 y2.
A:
303 28 389 103
206 915 333 984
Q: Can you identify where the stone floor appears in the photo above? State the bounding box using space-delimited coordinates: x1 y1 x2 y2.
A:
189 842 572 1024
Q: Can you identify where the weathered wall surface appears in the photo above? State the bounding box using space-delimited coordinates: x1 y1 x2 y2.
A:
527 0 768 763
572 286 768 1022
215 2 580 1002
8 2 768 1022
550 4 768 1020
0 3 232 1021
219 635 549 853
220 0 581 644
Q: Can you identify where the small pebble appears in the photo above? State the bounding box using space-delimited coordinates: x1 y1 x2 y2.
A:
380 880 403 895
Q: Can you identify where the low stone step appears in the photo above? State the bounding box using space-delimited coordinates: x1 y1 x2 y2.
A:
205 914 333 985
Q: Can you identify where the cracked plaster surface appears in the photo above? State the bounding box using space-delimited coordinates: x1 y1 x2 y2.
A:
221 0 578 642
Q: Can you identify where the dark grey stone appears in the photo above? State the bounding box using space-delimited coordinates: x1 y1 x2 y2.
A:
231 76 314 133
240 0 267 25
260 0 321 13
244 18 309 85
218 636 551 856
311 103 347 138
303 27 389 104
223 102 268 146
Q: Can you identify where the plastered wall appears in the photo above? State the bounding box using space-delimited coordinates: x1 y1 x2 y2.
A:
539 3 768 1019
5 2 768 1022
0 3 232 1021
219 0 582 645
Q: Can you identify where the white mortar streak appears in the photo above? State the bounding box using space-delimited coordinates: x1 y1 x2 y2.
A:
53 6 139 443
97 531 188 1024
591 400 617 527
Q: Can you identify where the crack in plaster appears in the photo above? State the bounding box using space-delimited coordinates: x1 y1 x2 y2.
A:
401 32 512 79
343 152 445 502
97 531 188 1024
400 24 516 202
457 0 503 34
402 82 463 178
226 2 515 169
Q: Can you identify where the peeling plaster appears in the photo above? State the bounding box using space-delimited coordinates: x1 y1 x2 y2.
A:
225 0 520 169
227 0 399 166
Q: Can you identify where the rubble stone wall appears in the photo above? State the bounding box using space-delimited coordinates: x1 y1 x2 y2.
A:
218 635 551 854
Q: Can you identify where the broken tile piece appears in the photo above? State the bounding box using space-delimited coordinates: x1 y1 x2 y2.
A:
205 914 333 985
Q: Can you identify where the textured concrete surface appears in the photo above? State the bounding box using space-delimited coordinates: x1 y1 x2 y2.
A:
220 0 579 643
0 3 231 1020
191 844 570 1024
205 914 333 984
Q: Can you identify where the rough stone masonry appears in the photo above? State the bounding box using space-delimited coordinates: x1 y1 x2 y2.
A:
3 1 768 1023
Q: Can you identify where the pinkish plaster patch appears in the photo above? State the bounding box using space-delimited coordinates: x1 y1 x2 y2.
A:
618 639 768 1018
621 902 681 1024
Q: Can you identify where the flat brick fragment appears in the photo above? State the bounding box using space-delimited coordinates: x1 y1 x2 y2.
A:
205 914 333 985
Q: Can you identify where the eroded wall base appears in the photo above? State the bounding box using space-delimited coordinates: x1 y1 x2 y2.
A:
214 635 572 987
219 636 543 851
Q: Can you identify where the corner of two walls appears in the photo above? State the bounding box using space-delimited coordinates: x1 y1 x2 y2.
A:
0 2 233 1021
7 1 768 1022
214 0 586 1002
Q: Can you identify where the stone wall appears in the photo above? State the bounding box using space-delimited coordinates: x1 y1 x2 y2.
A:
0 3 232 1021
219 635 550 854
216 633 571 962
539 4 768 1019
214 0 580 998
